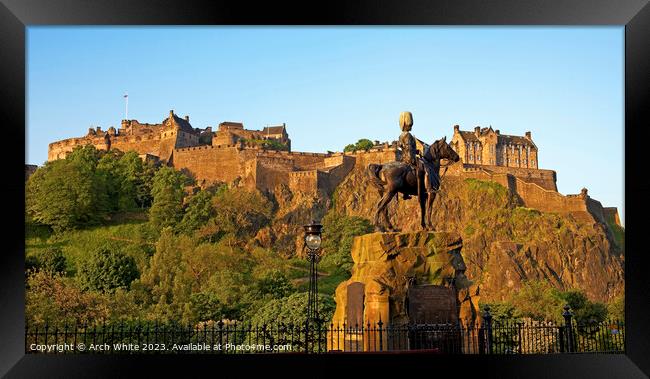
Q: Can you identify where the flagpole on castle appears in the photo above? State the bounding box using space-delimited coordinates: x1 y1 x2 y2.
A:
124 92 129 120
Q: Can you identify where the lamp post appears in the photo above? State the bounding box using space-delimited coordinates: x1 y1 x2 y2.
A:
303 221 323 352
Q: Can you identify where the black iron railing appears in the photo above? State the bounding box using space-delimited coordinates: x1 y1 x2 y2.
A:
25 317 624 354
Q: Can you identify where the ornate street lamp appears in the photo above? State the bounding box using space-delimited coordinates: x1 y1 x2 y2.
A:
303 221 323 350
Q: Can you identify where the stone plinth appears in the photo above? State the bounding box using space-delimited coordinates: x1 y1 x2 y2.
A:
327 231 479 352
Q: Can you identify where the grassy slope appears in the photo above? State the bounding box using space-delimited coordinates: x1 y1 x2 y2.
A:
26 215 156 275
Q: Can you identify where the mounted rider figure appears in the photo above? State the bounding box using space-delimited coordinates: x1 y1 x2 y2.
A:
397 111 440 200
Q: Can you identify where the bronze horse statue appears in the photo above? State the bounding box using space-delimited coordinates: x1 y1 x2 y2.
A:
367 137 460 231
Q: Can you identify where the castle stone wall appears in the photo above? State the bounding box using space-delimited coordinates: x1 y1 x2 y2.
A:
255 155 295 192
451 163 557 191
603 207 621 226
447 166 599 224
585 197 606 225
173 146 256 185
323 156 356 194
287 153 328 170
48 137 109 161
110 135 163 157
288 170 321 196
349 148 398 170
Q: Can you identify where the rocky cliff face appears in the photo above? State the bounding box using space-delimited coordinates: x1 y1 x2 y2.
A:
330 167 624 303
254 184 331 257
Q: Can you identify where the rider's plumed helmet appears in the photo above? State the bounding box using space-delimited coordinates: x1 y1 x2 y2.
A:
399 111 413 132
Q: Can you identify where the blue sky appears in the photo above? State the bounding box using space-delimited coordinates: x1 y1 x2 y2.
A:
27 27 624 224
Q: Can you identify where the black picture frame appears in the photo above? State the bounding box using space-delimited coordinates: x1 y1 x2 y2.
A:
2 0 648 377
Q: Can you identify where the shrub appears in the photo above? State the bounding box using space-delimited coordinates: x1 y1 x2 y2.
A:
77 245 139 293
319 212 373 274
39 247 67 275
250 292 336 326
255 269 294 299
26 271 109 325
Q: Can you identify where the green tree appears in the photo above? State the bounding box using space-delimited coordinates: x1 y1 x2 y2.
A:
203 270 255 320
96 150 153 212
97 150 131 212
319 212 373 275
136 228 253 322
198 188 273 243
607 293 624 321
149 166 189 229
133 228 186 321
77 245 139 293
188 292 225 322
509 280 565 323
26 154 106 232
135 159 157 209
343 138 374 152
255 269 294 299
177 188 215 234
66 144 101 172
557 290 608 324
479 301 521 322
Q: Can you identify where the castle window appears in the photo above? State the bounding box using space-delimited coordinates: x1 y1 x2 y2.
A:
531 159 535 166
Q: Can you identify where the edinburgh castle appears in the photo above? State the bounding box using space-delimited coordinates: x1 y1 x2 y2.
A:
46 110 621 228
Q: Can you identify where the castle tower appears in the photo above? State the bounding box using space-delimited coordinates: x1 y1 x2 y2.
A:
450 125 538 168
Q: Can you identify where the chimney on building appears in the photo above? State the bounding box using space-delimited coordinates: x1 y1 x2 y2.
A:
474 126 480 137
495 129 500 135
453 125 460 133
525 131 532 140
185 115 189 122
169 110 174 118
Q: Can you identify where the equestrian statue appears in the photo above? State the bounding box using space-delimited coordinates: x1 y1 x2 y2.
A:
367 111 460 231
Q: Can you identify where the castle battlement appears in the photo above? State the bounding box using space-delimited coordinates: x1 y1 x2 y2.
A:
288 170 320 177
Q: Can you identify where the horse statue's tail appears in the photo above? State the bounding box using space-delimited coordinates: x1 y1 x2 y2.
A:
367 163 386 195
